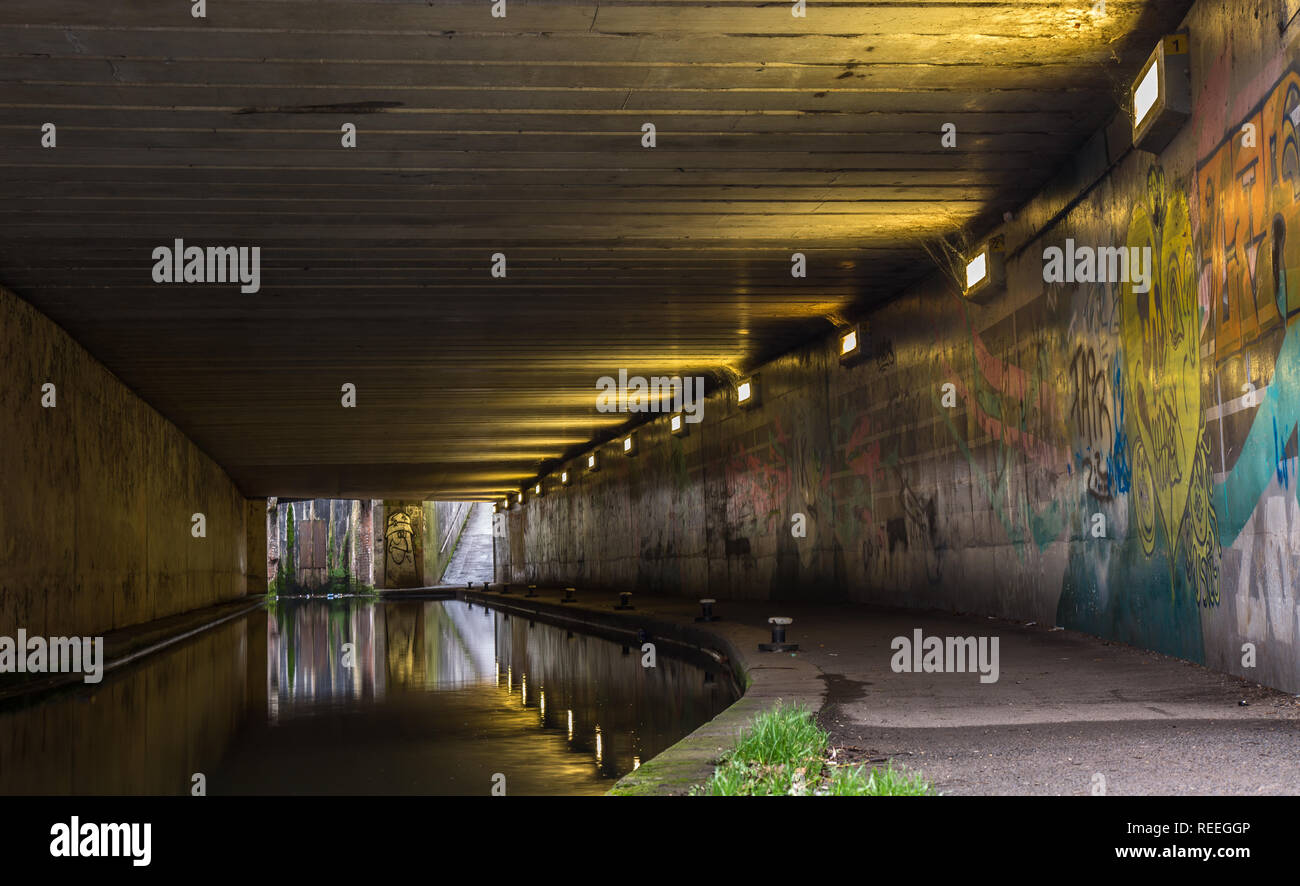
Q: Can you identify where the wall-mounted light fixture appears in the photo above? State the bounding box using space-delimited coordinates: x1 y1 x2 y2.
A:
587 452 600 473
561 470 571 487
500 497 509 510
838 323 865 367
963 237 1004 301
670 412 688 437
1132 33 1190 154
737 376 760 409
622 432 638 457
514 490 524 506
533 481 543 498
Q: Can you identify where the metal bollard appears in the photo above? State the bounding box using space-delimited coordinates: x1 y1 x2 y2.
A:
757 617 799 652
695 598 720 623
524 584 539 598
561 587 577 604
614 591 635 610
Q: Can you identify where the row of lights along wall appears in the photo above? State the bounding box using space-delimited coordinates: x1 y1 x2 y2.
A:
495 368 768 512
496 32 1191 515
961 31 1189 302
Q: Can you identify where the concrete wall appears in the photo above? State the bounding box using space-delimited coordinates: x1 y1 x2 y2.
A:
374 500 425 589
501 0 1300 692
423 501 471 586
0 287 249 637
372 500 471 588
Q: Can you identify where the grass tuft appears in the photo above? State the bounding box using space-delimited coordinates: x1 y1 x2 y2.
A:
690 701 935 797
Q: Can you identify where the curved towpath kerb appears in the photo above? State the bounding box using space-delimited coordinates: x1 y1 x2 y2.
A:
457 586 826 795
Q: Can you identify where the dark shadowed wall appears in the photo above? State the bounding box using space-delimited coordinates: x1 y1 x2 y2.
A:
0 287 249 638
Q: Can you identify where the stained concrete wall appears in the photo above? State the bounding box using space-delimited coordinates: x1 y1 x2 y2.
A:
423 501 471 586
372 500 471 588
0 287 249 638
501 0 1300 693
374 500 425 589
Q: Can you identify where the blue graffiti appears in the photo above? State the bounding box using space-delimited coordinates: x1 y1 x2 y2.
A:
1275 416 1292 489
1108 361 1132 495
1217 321 1300 545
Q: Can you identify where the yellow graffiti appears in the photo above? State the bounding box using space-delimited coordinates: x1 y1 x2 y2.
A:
1123 167 1219 605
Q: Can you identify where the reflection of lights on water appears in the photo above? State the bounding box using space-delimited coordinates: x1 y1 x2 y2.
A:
507 667 512 692
521 675 527 705
595 725 603 765
633 756 641 770
539 690 546 721
567 710 573 741
494 660 500 686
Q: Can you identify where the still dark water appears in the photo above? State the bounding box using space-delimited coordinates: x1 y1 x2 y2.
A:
0 598 738 795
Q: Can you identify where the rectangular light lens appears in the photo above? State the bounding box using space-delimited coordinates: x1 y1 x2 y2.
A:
587 454 597 469
841 330 857 354
966 251 987 290
534 483 542 495
738 381 752 403
561 471 569 484
623 437 632 451
671 414 681 431
1134 60 1160 127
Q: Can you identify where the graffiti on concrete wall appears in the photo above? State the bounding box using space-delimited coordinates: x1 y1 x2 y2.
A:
382 503 424 589
1123 167 1220 607
511 61 1300 692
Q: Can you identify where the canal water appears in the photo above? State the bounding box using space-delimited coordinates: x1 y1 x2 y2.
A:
0 598 738 795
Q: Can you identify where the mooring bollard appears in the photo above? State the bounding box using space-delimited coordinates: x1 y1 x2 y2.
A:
524 584 539 598
499 583 511 595
614 591 634 610
561 587 577 604
695 598 720 622
758 617 799 652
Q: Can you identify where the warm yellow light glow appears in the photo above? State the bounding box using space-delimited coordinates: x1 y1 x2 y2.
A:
738 381 752 403
1134 60 1160 127
966 251 987 290
841 330 857 354
567 709 574 740
561 471 568 483
633 756 641 770
595 725 603 764
534 483 541 495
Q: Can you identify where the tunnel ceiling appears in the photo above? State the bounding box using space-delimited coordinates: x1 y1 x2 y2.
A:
0 0 1192 499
